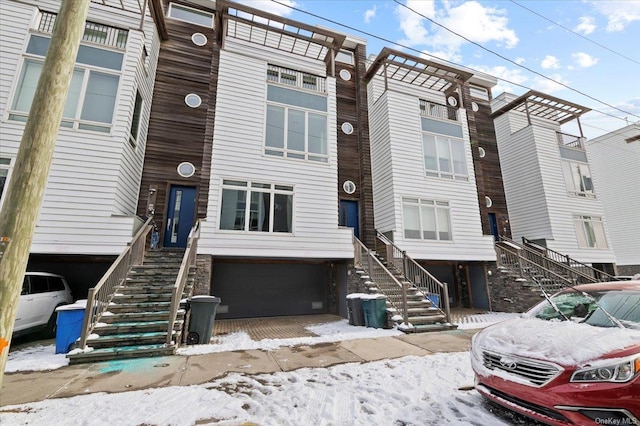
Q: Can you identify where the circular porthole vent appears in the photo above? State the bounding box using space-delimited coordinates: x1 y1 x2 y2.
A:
343 180 356 194
177 162 196 178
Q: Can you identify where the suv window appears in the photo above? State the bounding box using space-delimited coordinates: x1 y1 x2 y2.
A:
48 276 65 291
29 275 49 294
21 277 29 295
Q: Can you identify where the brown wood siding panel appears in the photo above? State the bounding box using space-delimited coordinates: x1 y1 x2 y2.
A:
336 44 375 247
460 85 511 238
137 11 218 242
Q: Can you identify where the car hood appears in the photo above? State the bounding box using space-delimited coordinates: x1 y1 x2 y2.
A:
474 318 640 367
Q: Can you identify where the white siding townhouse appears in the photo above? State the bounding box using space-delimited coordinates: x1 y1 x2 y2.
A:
0 0 162 293
491 91 617 274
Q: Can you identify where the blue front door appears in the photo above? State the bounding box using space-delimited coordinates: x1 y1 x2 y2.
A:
164 185 196 248
339 200 359 238
488 213 499 241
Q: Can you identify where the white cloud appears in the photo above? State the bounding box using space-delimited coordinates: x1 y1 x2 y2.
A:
572 52 599 68
396 0 518 60
236 0 295 16
590 1 640 31
532 74 569 94
574 16 596 34
515 57 526 65
541 55 561 69
468 64 528 96
364 5 377 24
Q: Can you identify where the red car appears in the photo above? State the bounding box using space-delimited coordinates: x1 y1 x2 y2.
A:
471 281 640 425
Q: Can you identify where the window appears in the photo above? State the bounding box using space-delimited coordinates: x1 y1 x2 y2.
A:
177 162 196 178
185 93 201 108
167 3 214 27
574 215 608 249
220 180 293 233
339 69 352 81
422 134 468 180
0 158 12 210
265 85 328 162
129 91 143 146
469 85 489 100
191 33 208 46
561 161 594 198
336 50 354 65
266 65 326 93
9 35 122 133
402 198 452 241
341 122 354 135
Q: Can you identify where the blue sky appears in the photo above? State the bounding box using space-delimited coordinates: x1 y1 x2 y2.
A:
240 0 640 139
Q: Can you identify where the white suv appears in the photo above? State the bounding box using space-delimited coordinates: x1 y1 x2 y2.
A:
13 272 73 337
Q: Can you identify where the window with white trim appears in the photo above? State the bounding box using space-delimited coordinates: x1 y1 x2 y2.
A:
402 198 452 241
573 215 607 249
0 158 13 210
129 91 143 146
422 133 468 180
561 160 594 198
167 3 214 27
9 35 123 133
265 66 328 163
220 180 293 233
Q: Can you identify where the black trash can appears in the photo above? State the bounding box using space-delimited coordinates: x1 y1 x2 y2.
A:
187 295 221 344
346 293 365 326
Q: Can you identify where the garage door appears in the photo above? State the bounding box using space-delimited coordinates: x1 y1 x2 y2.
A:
212 262 328 319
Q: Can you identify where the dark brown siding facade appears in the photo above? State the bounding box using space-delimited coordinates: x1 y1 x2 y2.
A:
137 2 219 242
460 85 511 239
336 44 375 247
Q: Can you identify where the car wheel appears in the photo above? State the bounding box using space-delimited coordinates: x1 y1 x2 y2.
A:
46 311 58 338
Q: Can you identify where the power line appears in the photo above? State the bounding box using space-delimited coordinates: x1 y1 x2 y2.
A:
269 0 637 125
509 0 640 66
393 0 640 121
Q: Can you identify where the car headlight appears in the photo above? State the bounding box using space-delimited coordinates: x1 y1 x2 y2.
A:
571 356 640 383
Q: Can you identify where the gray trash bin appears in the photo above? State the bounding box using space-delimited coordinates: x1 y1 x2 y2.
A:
187 295 221 344
346 293 366 326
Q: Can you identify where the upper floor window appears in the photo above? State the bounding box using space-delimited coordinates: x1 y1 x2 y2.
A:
129 91 143 147
336 50 354 65
402 198 452 241
422 134 468 180
265 66 328 163
574 215 607 249
561 160 594 198
469 85 489 101
220 180 293 233
167 3 214 27
0 158 12 210
9 35 123 133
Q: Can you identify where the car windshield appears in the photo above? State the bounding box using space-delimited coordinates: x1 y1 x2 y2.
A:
525 289 640 329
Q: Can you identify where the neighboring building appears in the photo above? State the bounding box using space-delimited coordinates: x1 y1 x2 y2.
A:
364 48 503 309
586 124 640 275
0 0 162 294
137 1 374 318
492 91 617 273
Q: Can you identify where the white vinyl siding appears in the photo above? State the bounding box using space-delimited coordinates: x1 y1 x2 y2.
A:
492 102 616 264
0 1 160 255
586 125 640 266
199 48 353 258
368 87 495 261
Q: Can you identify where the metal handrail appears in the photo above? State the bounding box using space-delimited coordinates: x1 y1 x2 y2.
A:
78 217 153 349
521 237 617 282
166 220 201 347
496 243 575 293
354 236 409 325
376 231 451 324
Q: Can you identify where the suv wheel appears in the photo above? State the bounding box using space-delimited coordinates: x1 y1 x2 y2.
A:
46 311 58 338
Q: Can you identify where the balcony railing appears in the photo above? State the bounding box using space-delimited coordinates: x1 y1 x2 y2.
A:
557 132 586 149
267 64 326 93
38 11 128 49
419 100 459 122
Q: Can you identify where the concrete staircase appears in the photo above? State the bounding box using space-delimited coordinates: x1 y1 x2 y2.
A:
355 255 455 333
67 249 195 364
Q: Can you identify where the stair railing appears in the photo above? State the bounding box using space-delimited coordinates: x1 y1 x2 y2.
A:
78 216 153 349
166 220 201 347
354 236 409 326
496 242 575 293
376 231 452 324
521 237 618 282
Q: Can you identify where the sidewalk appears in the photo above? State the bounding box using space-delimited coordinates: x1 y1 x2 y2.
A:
1 327 477 407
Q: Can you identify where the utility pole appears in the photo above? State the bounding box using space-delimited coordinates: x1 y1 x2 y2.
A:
0 0 90 386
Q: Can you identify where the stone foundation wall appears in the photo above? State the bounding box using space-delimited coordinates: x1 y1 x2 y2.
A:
616 264 640 277
486 265 544 313
194 254 212 296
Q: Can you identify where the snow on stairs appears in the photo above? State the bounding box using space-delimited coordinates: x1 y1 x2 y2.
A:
67 249 195 364
356 264 455 333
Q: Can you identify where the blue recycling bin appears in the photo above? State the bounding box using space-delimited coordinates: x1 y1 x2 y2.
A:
426 293 440 308
55 301 86 354
361 295 387 328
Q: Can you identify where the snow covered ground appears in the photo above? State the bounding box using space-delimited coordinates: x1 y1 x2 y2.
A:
1 314 524 425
